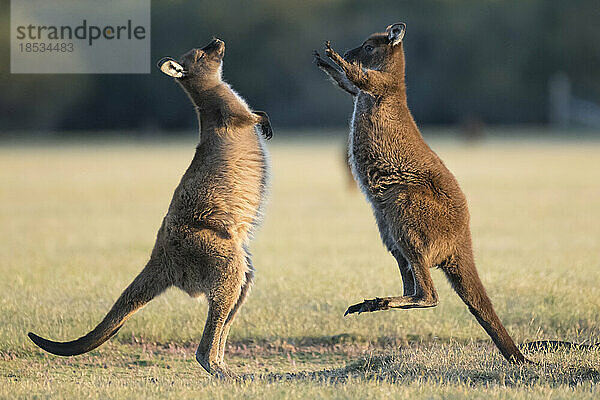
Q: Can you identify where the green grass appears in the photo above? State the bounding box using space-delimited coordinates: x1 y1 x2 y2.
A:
1 132 599 398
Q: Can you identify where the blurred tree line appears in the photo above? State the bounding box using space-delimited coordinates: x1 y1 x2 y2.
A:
1 0 599 134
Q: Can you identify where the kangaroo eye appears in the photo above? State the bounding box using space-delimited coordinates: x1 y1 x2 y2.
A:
364 45 374 52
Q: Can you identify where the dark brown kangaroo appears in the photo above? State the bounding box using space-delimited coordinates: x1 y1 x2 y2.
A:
28 38 272 378
315 23 528 363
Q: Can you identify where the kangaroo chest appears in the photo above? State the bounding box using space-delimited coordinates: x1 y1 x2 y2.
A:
349 95 393 197
348 94 428 203
167 132 269 244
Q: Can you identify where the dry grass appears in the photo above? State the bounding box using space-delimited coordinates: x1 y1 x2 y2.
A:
0 132 599 398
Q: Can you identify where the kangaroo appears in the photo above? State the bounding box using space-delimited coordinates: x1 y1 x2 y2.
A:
28 38 272 378
314 23 528 363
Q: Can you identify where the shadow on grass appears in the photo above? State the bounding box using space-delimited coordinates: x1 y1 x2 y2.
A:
12 333 600 388
244 345 600 388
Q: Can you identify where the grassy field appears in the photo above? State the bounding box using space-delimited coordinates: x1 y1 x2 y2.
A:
1 132 599 398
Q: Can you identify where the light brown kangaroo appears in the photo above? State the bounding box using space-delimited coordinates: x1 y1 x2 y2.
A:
28 38 272 378
314 23 528 363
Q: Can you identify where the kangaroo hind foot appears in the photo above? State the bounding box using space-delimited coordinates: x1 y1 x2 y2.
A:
344 295 438 316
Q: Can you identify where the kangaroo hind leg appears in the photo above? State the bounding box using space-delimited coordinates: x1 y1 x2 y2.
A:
195 254 245 379
217 251 255 364
392 249 416 297
376 210 416 297
345 212 429 316
345 255 439 315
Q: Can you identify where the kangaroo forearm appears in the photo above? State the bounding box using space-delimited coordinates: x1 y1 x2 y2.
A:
325 44 387 95
337 60 387 95
324 68 359 96
314 50 359 96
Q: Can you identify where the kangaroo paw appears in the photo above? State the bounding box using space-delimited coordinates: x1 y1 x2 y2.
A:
314 50 331 69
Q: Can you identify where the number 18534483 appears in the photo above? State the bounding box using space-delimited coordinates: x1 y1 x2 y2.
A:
19 42 74 52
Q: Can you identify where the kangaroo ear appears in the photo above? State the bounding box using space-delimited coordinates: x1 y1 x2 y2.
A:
157 57 186 78
386 22 406 46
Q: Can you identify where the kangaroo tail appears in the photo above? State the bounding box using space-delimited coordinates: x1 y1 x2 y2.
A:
443 251 529 363
28 262 169 356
